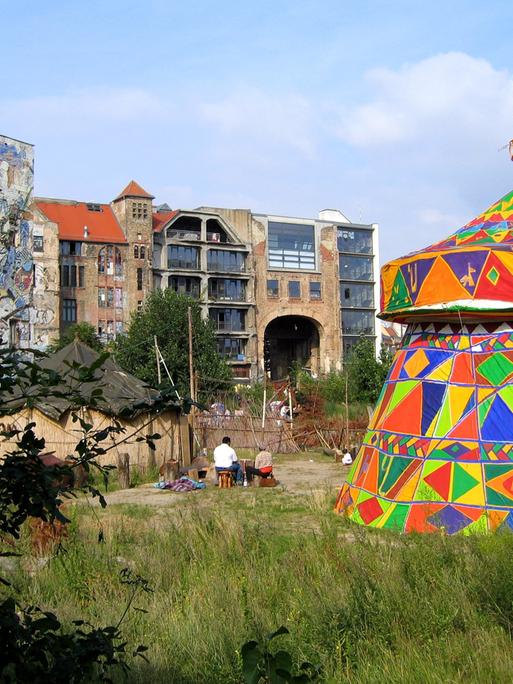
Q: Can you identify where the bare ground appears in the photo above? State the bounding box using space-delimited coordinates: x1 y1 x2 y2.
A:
87 455 350 507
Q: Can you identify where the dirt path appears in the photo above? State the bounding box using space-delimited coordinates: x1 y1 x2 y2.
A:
89 456 350 507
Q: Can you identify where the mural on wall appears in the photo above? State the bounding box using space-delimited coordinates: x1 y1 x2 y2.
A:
0 135 34 348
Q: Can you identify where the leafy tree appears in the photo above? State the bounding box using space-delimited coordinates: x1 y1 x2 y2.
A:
47 322 103 353
114 289 232 401
346 337 394 406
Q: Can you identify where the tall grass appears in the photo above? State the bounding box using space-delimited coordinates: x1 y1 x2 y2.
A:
8 492 513 683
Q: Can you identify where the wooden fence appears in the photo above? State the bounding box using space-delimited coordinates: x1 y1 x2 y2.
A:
194 413 297 453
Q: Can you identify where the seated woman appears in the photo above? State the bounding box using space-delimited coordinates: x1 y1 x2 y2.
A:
245 445 273 480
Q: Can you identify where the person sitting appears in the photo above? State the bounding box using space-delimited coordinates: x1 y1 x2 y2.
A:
213 436 243 485
342 447 353 465
245 445 273 480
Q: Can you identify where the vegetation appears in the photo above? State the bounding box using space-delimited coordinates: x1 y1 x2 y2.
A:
345 337 394 405
114 289 232 401
0 347 161 681
47 322 104 353
6 483 513 683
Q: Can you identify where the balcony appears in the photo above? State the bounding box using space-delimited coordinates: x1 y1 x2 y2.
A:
167 229 200 241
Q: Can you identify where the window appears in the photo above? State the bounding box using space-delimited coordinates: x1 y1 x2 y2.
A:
288 281 301 298
140 246 146 259
169 276 200 298
337 228 373 254
207 249 245 272
70 265 77 288
268 221 315 270
60 241 82 256
167 245 199 270
208 279 246 301
115 287 122 307
137 300 143 312
98 288 106 307
267 279 279 297
209 309 246 332
107 287 114 307
98 246 123 275
33 235 44 252
132 202 148 220
217 338 246 359
309 281 321 299
137 268 143 291
87 203 102 212
61 265 69 287
134 245 139 259
340 282 374 308
339 255 373 281
62 299 77 322
342 310 375 336
78 265 85 288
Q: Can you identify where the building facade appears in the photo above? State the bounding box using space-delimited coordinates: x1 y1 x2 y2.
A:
31 169 379 380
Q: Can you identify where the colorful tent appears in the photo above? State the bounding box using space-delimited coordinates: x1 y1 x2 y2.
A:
336 189 513 534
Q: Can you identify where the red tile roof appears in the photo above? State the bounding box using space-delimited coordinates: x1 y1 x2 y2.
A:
36 200 128 244
114 180 154 201
153 210 178 233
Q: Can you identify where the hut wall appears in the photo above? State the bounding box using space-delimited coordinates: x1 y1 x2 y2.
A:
0 407 185 470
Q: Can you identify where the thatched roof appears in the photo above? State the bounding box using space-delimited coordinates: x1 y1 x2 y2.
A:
5 339 180 421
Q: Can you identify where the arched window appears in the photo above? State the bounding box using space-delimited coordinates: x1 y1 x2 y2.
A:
134 244 139 259
140 246 146 259
98 246 123 276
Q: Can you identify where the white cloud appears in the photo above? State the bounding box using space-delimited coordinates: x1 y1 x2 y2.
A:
337 52 513 149
199 87 317 158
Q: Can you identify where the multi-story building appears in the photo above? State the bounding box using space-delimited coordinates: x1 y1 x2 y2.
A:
31 167 380 381
34 181 154 344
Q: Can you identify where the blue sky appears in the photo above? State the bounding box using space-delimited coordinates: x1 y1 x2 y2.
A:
3 0 513 261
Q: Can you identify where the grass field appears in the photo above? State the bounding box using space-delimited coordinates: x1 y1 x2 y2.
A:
6 462 513 683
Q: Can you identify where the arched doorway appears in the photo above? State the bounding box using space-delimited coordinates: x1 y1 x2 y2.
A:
264 316 320 380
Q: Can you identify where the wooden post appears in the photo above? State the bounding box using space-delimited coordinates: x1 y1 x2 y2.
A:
154 335 161 385
261 382 267 430
187 307 194 403
288 386 293 424
345 369 349 449
117 453 130 489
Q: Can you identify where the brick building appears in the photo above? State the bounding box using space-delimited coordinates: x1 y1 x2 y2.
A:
33 177 380 382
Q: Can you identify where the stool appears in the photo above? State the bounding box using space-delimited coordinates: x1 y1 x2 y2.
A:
218 470 233 489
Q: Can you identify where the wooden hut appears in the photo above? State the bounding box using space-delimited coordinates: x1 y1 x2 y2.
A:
0 340 190 470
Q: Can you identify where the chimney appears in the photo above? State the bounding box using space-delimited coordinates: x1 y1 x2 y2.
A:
83 225 89 239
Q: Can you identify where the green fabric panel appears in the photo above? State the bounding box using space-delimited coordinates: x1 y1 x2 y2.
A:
452 464 479 499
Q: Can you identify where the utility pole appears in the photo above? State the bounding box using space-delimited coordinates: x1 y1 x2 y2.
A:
187 306 194 402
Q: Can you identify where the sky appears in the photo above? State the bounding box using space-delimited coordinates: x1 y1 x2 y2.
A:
3 0 513 262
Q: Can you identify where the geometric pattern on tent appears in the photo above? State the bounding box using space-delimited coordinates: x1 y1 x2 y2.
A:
380 189 513 320
335 321 513 534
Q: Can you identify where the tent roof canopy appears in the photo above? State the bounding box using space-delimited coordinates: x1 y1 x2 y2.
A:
6 339 181 421
381 189 513 322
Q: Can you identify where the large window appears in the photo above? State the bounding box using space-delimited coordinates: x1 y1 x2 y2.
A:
217 337 246 359
209 308 246 332
340 282 374 308
98 246 122 276
62 299 77 322
339 255 373 281
61 264 79 287
169 276 200 298
268 221 315 270
208 279 246 301
342 310 375 336
337 228 373 254
167 245 199 270
207 250 245 273
137 268 143 291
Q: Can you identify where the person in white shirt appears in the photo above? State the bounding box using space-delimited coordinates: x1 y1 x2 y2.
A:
342 448 353 466
213 436 243 484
